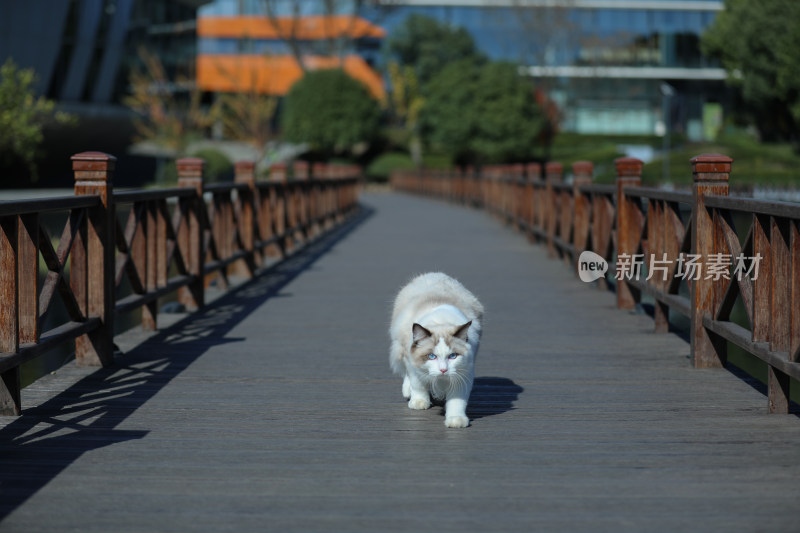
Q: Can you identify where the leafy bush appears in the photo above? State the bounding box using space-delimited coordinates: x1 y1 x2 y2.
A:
423 60 544 165
281 69 382 159
366 152 416 183
0 58 74 181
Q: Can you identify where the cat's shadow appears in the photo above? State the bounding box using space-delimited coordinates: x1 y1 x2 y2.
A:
465 376 524 420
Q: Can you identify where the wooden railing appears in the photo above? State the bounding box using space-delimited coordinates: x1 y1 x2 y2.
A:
392 154 800 414
0 152 360 415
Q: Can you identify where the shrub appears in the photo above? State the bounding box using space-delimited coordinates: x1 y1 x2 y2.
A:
281 69 382 159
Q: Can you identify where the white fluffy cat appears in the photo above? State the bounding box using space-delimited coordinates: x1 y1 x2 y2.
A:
389 272 484 428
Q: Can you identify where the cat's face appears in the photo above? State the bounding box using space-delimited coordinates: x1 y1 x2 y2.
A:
410 322 472 378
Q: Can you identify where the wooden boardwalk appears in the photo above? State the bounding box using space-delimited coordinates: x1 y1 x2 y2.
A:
1 191 799 532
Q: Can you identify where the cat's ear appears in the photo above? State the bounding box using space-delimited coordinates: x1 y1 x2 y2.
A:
454 321 472 341
412 323 431 343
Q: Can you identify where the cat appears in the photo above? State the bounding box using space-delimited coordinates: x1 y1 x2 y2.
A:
389 272 484 428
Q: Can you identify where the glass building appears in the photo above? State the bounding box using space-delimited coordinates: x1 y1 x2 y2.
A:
0 0 210 108
0 0 211 185
367 0 727 138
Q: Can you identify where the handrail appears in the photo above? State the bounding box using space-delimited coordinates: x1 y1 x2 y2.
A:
0 153 361 415
0 195 101 216
392 153 799 414
114 187 197 203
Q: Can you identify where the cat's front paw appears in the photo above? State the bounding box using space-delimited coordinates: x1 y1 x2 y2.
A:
408 397 431 410
444 415 469 428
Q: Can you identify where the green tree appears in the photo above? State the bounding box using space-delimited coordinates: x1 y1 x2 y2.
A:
387 14 484 88
387 60 424 166
423 60 544 165
420 59 481 165
472 62 546 162
0 58 74 181
281 69 381 159
701 0 800 141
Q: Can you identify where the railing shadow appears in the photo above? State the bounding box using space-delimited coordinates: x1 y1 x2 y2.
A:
0 205 374 521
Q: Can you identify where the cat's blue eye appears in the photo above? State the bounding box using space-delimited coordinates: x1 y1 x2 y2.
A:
448 353 459 359
427 354 437 360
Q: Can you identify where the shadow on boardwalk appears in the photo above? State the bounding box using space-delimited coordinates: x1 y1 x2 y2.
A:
0 207 373 520
468 377 524 420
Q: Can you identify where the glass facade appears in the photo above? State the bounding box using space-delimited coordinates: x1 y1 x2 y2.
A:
195 0 727 136
0 0 208 106
363 1 726 137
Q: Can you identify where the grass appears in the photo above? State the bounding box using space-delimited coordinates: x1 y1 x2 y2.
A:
642 134 800 187
366 152 417 182
552 131 800 187
367 130 800 187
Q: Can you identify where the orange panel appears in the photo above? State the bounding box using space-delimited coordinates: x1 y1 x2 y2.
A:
198 15 386 40
197 54 385 101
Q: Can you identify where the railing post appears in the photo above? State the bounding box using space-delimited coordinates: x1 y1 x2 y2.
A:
0 214 20 414
177 157 205 310
234 161 258 277
71 151 115 367
269 163 291 253
545 162 563 257
615 157 643 310
572 161 593 265
691 154 731 368
293 160 309 180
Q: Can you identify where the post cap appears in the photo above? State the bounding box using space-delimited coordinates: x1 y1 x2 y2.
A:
176 157 205 173
615 157 643 177
234 160 256 172
691 153 732 177
572 160 593 177
545 161 563 178
71 151 116 172
234 160 256 184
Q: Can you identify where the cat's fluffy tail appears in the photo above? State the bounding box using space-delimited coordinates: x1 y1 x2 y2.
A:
389 340 405 376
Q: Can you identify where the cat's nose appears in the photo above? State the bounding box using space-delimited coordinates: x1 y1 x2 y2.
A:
439 368 447 374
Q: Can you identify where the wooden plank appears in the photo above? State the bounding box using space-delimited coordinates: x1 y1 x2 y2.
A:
0 216 19 415
702 317 799 381
768 217 791 412
627 278 691 317
768 366 791 414
1 217 19 354
0 317 102 374
114 187 194 203
623 186 692 204
752 214 771 343
0 366 20 416
715 211 754 326
704 194 800 219
142 201 158 331
114 275 194 314
0 195 99 216
17 214 38 345
770 217 790 354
